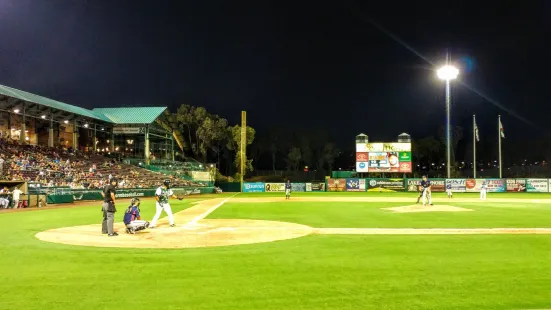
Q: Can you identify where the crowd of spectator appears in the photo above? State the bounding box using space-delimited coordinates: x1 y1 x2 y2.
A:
0 138 208 190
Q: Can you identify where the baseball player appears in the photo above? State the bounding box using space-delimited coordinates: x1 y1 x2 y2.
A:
420 175 433 206
101 178 118 236
150 180 182 228
446 183 453 199
123 198 150 234
285 180 292 200
480 181 487 200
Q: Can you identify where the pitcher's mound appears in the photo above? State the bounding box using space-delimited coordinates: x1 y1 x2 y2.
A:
382 204 473 213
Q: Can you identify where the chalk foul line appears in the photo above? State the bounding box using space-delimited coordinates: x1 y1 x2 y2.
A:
314 228 551 235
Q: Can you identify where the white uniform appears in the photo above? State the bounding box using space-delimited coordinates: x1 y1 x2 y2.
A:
12 189 22 208
480 183 487 200
150 186 174 227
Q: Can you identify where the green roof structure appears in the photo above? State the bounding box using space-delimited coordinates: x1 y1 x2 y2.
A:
0 84 111 122
93 107 167 124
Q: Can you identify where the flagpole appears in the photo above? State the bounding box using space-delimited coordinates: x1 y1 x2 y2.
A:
473 114 476 178
498 114 502 178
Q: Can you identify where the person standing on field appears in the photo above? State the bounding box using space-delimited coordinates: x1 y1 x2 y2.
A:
150 180 179 228
285 180 292 200
446 183 453 199
480 181 487 200
101 178 118 236
420 175 433 206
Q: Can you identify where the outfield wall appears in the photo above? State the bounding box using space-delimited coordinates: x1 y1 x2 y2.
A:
238 178 549 193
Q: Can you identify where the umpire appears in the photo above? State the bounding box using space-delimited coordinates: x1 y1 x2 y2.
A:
101 178 118 236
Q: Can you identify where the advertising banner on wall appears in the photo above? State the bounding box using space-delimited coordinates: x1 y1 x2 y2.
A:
465 179 486 192
486 179 506 192
346 178 366 192
265 183 285 192
309 182 325 192
367 179 404 192
527 179 549 192
242 182 266 193
327 179 347 192
406 179 445 192
445 179 467 192
291 183 306 192
506 179 527 192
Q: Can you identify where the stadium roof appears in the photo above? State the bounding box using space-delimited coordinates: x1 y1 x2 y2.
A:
0 84 111 122
93 107 167 124
0 84 168 125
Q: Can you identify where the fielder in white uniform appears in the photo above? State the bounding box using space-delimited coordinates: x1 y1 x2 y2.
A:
150 180 180 228
480 182 487 200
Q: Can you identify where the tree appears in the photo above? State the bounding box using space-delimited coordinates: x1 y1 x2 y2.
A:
323 143 339 172
300 135 313 168
438 125 464 165
414 136 442 165
227 125 256 178
286 147 302 171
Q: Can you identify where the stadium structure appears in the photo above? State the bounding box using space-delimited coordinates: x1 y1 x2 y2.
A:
0 84 184 163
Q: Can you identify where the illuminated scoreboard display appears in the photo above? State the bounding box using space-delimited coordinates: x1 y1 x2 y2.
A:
356 142 412 173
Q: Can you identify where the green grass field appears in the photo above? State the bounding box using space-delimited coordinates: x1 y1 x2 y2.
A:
1 192 551 309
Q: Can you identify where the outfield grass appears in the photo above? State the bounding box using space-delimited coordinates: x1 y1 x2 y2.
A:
1 193 551 309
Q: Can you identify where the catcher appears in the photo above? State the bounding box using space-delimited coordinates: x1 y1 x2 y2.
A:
123 198 150 234
150 180 184 228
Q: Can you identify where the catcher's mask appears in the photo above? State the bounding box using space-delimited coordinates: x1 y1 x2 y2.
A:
131 197 141 206
110 178 118 186
163 180 171 189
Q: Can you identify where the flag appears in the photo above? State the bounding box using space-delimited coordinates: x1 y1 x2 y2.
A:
474 118 480 142
499 119 505 138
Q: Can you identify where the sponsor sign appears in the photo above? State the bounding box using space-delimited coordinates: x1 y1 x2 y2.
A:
346 178 366 192
506 179 526 192
356 152 368 162
527 179 549 192
399 162 412 173
445 179 466 192
327 179 347 192
306 183 312 192
486 179 506 192
242 182 265 193
112 127 146 134
406 179 445 192
356 161 368 172
398 152 411 161
465 179 486 192
69 187 206 201
191 171 211 181
265 183 285 192
367 178 404 192
291 183 306 192
310 182 325 192
357 143 412 152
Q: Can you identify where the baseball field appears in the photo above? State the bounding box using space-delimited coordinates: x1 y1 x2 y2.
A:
2 192 551 309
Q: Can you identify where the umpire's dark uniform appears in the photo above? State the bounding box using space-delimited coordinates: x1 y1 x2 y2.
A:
102 179 118 236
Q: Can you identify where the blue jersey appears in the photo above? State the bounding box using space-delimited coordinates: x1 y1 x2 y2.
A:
420 180 431 189
123 206 141 225
285 183 291 190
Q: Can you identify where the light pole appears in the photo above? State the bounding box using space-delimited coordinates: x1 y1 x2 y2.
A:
437 64 459 178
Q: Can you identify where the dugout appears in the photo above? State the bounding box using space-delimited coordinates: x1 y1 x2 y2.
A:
0 180 31 208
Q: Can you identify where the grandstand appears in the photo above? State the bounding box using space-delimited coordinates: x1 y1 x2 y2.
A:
0 84 213 207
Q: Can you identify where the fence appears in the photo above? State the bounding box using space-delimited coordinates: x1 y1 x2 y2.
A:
229 178 551 193
28 186 215 204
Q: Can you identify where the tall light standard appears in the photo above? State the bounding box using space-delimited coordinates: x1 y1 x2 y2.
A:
437 64 459 178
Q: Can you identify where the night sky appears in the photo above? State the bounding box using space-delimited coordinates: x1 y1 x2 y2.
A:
1 0 550 164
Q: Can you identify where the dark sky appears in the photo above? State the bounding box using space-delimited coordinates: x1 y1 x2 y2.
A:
1 0 550 163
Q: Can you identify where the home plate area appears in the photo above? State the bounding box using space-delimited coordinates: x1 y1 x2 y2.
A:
382 204 473 213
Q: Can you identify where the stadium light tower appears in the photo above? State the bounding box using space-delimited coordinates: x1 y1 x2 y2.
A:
437 64 459 178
